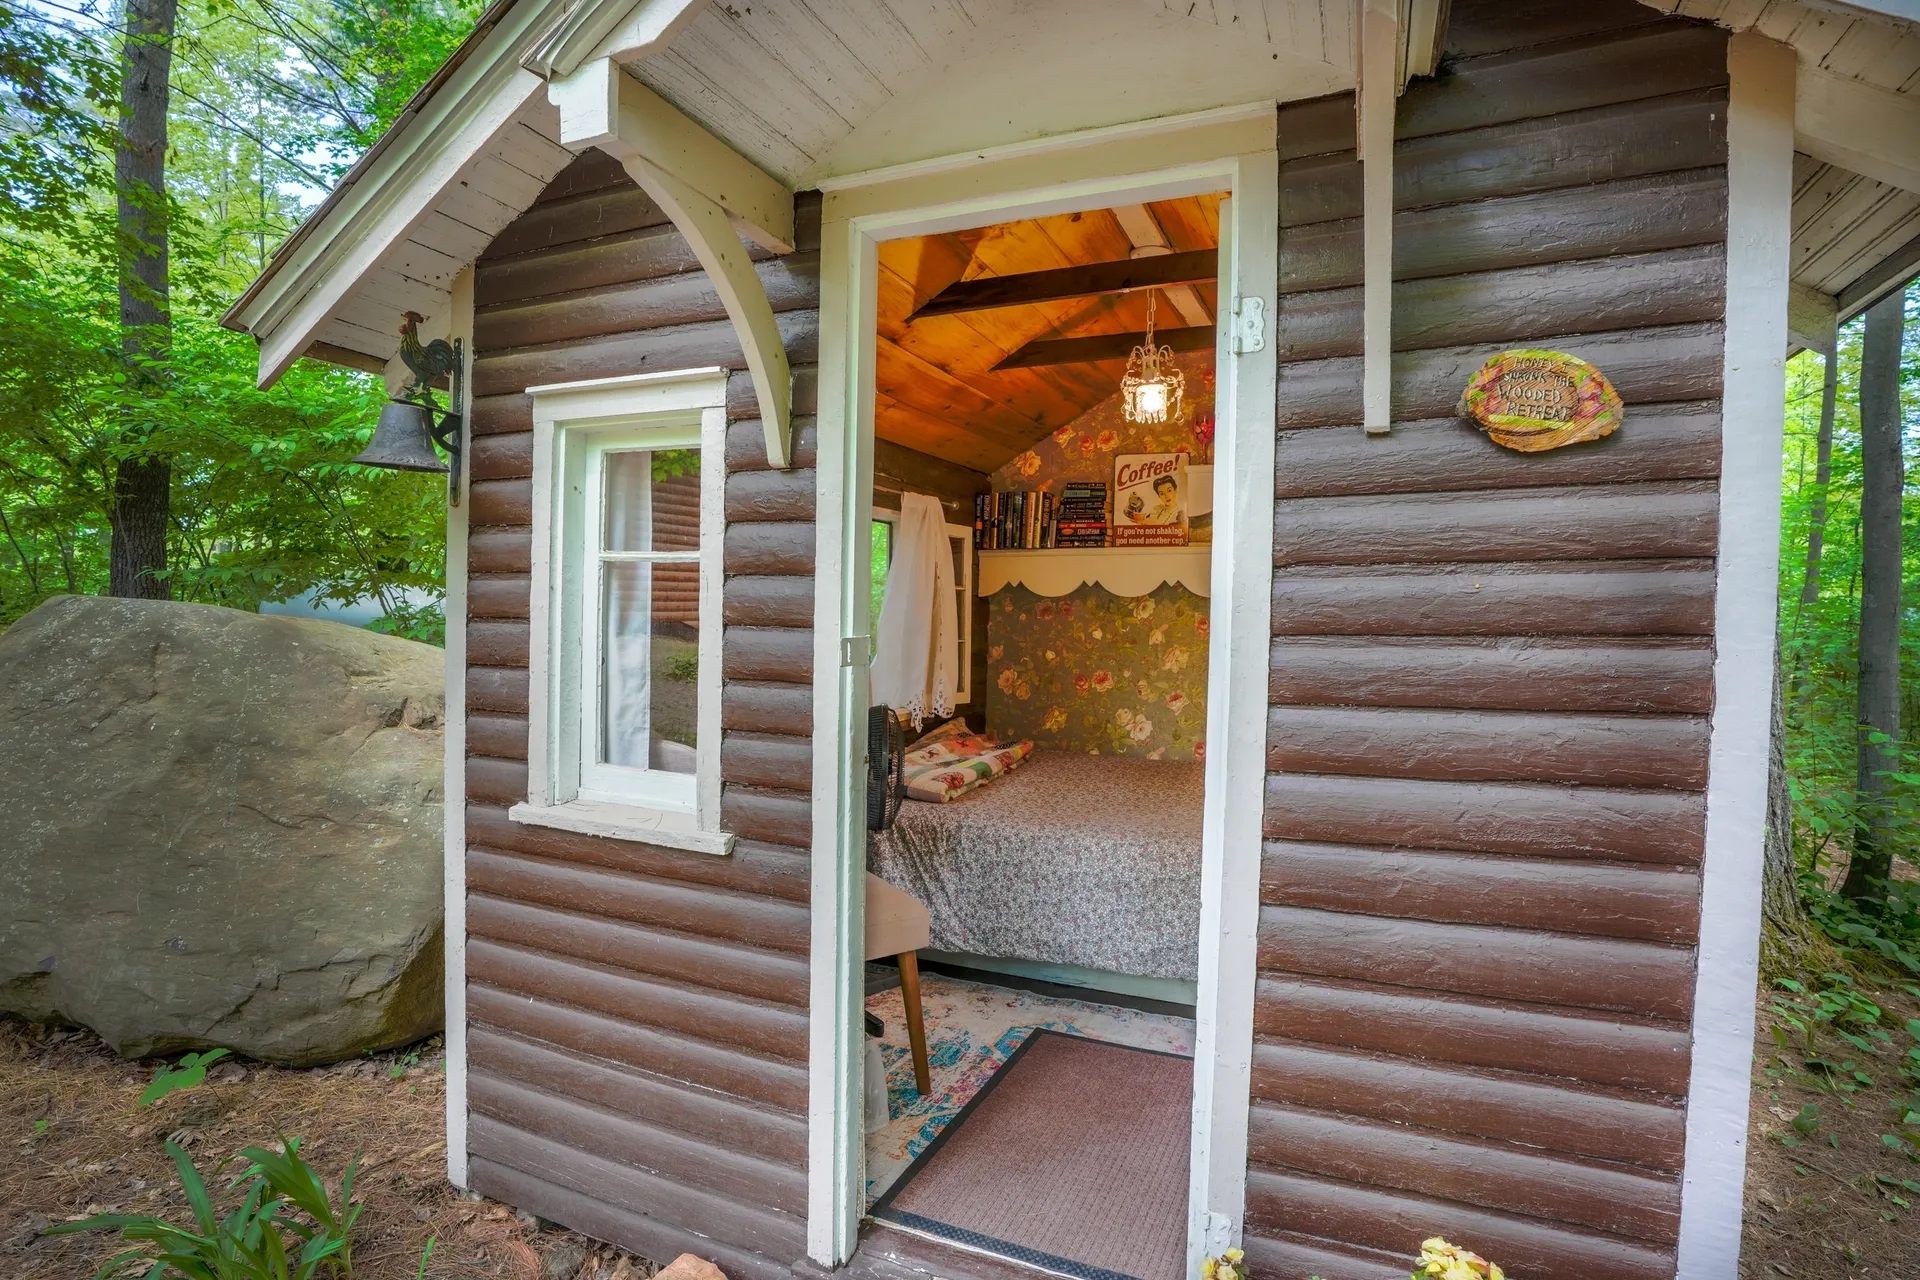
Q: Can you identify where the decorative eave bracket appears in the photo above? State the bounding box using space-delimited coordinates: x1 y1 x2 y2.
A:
548 56 798 468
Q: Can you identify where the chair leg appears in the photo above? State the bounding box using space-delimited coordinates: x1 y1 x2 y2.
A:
897 951 931 1096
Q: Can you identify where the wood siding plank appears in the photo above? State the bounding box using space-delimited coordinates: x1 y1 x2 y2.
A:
1246 1168 1676 1280
1265 774 1705 864
1268 638 1716 713
1266 705 1711 788
1250 1038 1686 1169
1257 905 1697 1019
1262 841 1701 943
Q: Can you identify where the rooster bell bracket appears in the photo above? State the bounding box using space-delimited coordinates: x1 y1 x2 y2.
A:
352 311 465 504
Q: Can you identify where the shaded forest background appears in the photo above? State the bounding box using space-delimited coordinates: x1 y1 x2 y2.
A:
0 0 483 641
3 2 1920 963
1779 295 1920 973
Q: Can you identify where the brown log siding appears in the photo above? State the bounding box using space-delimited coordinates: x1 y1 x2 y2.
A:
460 156 818 1278
459 158 987 1272
457 2 1734 1272
1245 2 1723 1277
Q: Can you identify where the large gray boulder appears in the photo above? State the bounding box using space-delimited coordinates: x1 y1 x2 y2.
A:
0 596 445 1065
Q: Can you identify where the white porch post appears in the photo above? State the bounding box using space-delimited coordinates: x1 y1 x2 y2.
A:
1676 30 1795 1279
443 265 475 1190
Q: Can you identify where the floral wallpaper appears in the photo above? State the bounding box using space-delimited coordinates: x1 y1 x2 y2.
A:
986 583 1208 760
990 351 1216 492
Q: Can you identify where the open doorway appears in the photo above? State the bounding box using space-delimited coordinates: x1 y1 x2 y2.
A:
856 194 1225 1280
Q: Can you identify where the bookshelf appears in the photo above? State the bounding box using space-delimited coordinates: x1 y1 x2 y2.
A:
975 545 1212 599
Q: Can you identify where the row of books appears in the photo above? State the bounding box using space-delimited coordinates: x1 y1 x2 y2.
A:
973 483 1119 549
973 480 1196 549
1053 481 1111 548
974 489 1055 549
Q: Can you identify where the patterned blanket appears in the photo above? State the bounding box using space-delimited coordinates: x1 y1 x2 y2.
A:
868 751 1204 981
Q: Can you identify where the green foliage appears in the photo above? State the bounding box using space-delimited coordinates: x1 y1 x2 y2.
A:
139 1048 232 1108
47 1136 363 1279
0 0 483 638
1778 291 1920 951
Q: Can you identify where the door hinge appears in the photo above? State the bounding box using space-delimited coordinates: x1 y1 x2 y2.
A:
1231 296 1265 354
841 635 870 667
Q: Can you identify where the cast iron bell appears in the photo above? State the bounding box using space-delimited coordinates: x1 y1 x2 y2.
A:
354 401 449 473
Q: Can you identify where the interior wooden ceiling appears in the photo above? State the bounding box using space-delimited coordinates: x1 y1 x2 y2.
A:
875 195 1223 473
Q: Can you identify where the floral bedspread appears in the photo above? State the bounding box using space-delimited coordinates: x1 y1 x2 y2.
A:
868 751 1204 981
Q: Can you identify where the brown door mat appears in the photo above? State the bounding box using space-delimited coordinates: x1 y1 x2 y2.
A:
868 1030 1193 1280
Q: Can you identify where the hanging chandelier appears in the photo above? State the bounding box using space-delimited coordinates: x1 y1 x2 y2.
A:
1121 291 1185 425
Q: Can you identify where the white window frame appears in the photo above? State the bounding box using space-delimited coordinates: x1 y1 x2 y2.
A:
512 367 733 857
869 505 974 706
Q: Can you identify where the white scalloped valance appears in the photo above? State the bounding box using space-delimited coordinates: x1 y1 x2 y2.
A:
976 547 1211 599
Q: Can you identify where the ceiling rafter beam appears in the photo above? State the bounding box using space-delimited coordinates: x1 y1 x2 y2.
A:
549 56 797 466
909 249 1216 320
994 325 1216 370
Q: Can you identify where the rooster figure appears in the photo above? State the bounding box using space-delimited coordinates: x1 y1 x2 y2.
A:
399 310 458 405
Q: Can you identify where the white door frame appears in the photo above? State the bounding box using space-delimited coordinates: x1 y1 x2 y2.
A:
806 104 1280 1272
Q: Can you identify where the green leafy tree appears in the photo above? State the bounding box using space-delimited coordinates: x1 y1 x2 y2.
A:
1778 284 1920 968
0 0 482 637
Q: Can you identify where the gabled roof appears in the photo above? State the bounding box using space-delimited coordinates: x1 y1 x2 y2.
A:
221 0 1367 386
225 0 1920 385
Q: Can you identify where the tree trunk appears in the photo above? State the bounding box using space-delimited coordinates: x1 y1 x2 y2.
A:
1762 643 1816 971
1841 288 1907 904
1800 343 1839 606
107 0 178 600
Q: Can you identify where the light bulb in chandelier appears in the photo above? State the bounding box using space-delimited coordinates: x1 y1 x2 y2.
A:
1121 292 1185 425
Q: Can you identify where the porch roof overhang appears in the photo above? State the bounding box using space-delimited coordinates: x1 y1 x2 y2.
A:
1639 0 1920 350
223 0 1459 433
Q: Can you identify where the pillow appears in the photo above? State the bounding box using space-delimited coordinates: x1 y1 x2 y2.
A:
901 719 1033 803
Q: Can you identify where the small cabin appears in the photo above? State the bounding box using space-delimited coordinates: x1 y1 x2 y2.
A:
225 1 1920 1276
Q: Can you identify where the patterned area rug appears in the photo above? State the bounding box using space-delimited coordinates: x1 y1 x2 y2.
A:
864 972 1195 1208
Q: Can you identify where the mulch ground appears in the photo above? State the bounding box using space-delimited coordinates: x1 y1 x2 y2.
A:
1739 973 1920 1279
0 1022 655 1280
9 979 1920 1280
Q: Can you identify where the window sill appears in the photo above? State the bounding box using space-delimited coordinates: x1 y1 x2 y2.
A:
508 799 735 856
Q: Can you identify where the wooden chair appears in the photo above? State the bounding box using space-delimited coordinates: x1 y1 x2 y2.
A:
865 872 931 1095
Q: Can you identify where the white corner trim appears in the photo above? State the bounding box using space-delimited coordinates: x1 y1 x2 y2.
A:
442 267 475 1190
507 799 736 855
1358 0 1396 435
1676 31 1794 1280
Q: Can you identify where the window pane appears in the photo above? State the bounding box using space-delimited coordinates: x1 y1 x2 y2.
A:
601 561 699 773
604 447 701 553
870 518 891 636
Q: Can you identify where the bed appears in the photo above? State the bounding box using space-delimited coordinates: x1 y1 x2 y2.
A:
867 751 1204 982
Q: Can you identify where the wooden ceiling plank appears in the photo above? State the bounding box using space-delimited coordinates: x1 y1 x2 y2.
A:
875 335 1051 444
909 248 1218 319
995 323 1218 370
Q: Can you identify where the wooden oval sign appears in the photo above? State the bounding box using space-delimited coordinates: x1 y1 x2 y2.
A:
1457 349 1623 452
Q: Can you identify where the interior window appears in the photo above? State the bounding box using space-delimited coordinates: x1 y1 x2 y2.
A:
870 517 892 637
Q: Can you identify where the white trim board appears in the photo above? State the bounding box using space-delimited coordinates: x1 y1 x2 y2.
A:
1676 31 1795 1280
442 267 475 1190
808 110 1278 1272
